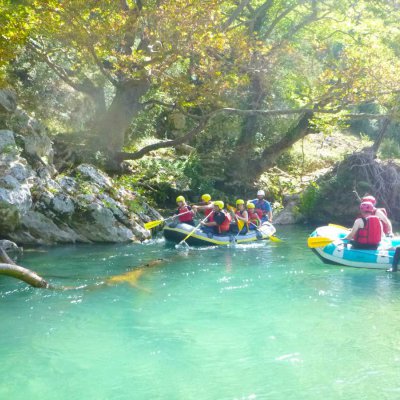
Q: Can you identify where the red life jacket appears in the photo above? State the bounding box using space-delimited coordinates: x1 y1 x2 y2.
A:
373 208 390 235
204 207 213 217
218 211 231 233
177 205 193 223
248 210 260 226
355 216 382 245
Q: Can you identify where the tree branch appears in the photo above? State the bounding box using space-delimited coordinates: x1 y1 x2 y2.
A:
222 0 251 31
116 118 209 161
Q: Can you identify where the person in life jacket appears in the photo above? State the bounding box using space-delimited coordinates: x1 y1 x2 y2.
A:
251 189 272 222
174 195 195 226
200 200 231 235
361 195 393 236
247 202 261 230
229 199 248 234
344 201 383 250
192 193 213 218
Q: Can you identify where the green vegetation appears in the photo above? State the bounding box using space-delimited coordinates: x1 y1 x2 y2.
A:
2 0 400 207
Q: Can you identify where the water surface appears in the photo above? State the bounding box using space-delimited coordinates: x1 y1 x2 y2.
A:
1 225 400 399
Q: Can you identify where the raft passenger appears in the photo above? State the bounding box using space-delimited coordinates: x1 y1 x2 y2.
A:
229 199 248 234
361 195 393 237
192 194 213 217
200 201 231 236
344 202 383 250
175 196 195 226
247 202 261 230
251 190 272 223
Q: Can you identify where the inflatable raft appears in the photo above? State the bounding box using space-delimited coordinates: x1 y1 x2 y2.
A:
309 225 400 269
164 221 276 246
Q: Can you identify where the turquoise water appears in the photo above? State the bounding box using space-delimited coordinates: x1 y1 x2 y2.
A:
1 225 400 400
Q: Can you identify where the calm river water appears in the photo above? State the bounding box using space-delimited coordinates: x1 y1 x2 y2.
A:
1 225 400 400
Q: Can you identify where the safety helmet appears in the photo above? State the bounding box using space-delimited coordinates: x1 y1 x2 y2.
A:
247 202 255 209
360 201 375 213
201 194 211 202
236 199 245 205
213 200 224 209
362 195 376 205
176 195 185 203
257 190 265 196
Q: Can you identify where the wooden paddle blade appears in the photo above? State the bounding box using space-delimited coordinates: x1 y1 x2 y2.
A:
307 236 334 248
328 223 350 230
144 220 163 230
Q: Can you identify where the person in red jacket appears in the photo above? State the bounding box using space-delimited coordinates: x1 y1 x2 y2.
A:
247 202 261 230
345 202 383 249
200 201 231 235
174 195 195 226
361 195 393 236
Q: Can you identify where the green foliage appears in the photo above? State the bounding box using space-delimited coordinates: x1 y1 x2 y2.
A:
298 182 321 218
379 138 400 160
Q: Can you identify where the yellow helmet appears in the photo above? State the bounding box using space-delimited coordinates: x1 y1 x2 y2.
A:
201 193 211 202
213 200 224 209
176 195 185 203
236 199 245 205
247 202 255 209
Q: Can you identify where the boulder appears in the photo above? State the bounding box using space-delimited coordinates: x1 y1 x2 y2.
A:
0 90 17 114
76 164 113 190
0 130 17 152
274 195 302 225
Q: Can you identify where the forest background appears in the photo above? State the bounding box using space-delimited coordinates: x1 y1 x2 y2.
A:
1 0 400 224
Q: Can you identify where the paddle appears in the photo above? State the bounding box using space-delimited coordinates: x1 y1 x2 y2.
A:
144 210 192 230
248 221 282 242
307 236 337 248
177 211 214 248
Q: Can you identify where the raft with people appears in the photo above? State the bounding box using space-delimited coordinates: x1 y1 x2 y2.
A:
308 225 400 270
308 196 399 270
163 220 277 246
146 190 280 246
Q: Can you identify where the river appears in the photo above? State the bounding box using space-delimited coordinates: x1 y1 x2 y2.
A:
1 225 400 399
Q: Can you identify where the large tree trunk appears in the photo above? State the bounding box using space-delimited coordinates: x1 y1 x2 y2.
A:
217 111 313 191
95 79 150 154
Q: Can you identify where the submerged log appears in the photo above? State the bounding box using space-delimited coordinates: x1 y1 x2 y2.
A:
0 263 50 288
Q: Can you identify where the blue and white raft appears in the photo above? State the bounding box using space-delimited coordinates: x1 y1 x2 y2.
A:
309 225 400 270
164 221 276 246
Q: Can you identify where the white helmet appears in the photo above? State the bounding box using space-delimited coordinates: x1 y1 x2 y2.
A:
257 190 265 196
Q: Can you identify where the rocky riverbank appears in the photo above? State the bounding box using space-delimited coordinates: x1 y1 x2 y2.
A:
0 90 161 245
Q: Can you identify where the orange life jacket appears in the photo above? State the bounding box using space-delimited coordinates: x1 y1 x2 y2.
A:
248 210 260 226
355 216 382 245
218 211 231 233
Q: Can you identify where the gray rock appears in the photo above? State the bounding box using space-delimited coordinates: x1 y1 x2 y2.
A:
274 195 302 225
52 193 75 216
0 130 17 152
76 164 113 189
0 90 17 114
0 239 20 254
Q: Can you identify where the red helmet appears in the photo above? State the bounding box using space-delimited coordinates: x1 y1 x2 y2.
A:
361 195 376 205
360 201 375 213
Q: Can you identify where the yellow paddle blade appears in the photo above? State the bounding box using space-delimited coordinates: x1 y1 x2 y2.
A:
307 236 334 248
269 235 282 243
328 223 350 231
227 204 236 212
237 219 245 230
144 220 164 230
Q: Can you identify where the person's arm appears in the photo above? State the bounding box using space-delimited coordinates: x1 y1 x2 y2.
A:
266 202 273 222
376 209 393 235
344 219 363 240
236 211 248 222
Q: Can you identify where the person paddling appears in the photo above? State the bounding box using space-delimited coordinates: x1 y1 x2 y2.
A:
247 202 261 230
229 199 248 234
174 196 195 226
200 201 231 236
344 202 383 250
192 194 213 218
361 195 393 237
251 189 272 223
